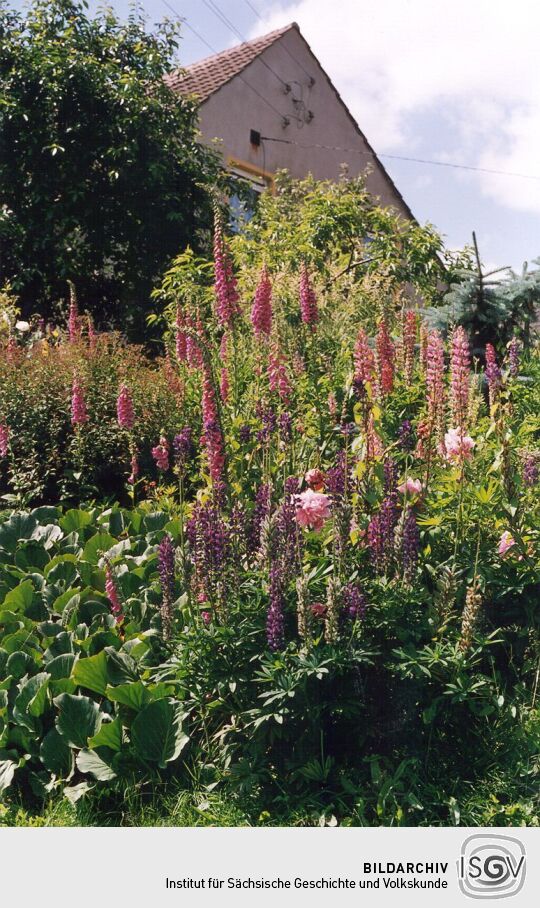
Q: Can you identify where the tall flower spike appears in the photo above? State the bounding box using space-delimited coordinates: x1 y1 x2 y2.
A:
299 264 319 329
175 304 187 362
67 281 80 343
105 561 124 624
354 327 375 385
201 366 225 485
507 336 520 377
0 424 9 457
426 329 446 448
219 333 230 403
71 377 88 426
152 437 170 471
117 384 135 429
251 266 273 339
485 343 501 411
213 213 240 329
403 310 417 386
450 326 470 432
268 342 292 402
375 318 395 396
158 534 176 640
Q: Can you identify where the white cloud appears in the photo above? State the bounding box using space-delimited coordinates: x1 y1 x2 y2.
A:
250 0 540 213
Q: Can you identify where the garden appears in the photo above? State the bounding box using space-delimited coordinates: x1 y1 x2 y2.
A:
0 172 539 827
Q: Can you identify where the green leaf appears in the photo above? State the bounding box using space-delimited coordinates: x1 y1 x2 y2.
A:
88 717 122 752
131 698 189 768
13 672 50 728
3 579 35 612
82 532 118 564
40 728 74 777
60 509 93 534
76 748 117 781
105 681 150 712
55 693 102 748
72 651 109 695
47 653 77 680
0 759 17 792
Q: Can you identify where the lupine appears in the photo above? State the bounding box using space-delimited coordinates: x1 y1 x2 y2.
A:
268 344 292 402
175 304 187 362
507 336 520 377
485 343 501 409
250 266 272 338
152 437 170 471
105 562 124 624
173 427 193 473
324 576 341 644
450 326 470 431
71 378 88 426
68 282 80 343
354 327 375 386
403 309 417 385
219 333 230 402
459 585 483 651
214 215 240 329
367 513 384 572
117 384 135 429
523 454 539 487
0 424 9 457
402 505 420 584
158 533 176 639
398 419 414 452
201 367 225 484
342 583 367 620
299 264 319 328
188 502 231 610
266 561 285 650
375 318 395 396
248 482 271 554
426 329 446 446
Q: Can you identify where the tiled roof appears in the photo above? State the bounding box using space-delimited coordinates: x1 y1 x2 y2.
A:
165 23 296 102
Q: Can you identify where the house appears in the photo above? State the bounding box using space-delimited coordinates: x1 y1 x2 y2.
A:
166 23 413 220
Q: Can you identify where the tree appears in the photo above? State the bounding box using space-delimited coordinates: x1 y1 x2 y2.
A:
0 0 223 335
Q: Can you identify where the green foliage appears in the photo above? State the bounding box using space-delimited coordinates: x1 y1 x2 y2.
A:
0 0 224 335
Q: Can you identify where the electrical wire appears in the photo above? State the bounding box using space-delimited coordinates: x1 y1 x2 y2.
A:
240 0 315 81
259 135 540 182
159 0 292 123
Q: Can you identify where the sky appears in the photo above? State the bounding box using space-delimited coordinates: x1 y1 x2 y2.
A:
10 0 540 271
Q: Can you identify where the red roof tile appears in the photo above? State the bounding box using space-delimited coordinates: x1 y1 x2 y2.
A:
165 23 296 102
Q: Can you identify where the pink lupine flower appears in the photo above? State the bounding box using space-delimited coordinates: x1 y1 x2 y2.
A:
354 327 375 385
305 468 326 491
0 424 9 457
105 562 124 623
299 264 319 328
498 531 516 557
375 319 395 396
426 329 446 446
268 344 292 402
219 333 230 402
311 602 327 619
68 291 80 343
444 428 475 462
327 392 338 419
213 216 240 329
398 478 423 497
201 367 225 484
294 489 331 531
152 437 170 471
186 315 204 370
128 453 139 485
175 304 187 362
450 326 470 431
403 310 417 385
71 378 88 425
117 384 135 429
250 266 272 338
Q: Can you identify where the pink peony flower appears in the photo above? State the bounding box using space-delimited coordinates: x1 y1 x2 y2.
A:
117 384 135 429
152 437 170 471
294 489 331 531
305 468 326 491
444 428 475 462
498 531 516 557
398 478 423 497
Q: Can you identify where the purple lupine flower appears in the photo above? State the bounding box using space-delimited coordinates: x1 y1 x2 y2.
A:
326 451 347 498
248 482 271 554
173 426 193 473
278 411 293 444
523 454 539 488
266 561 285 651
402 505 420 583
342 583 367 620
383 457 398 495
367 513 384 573
158 534 175 639
256 405 277 444
188 502 231 607
239 424 251 444
398 419 415 452
508 337 520 377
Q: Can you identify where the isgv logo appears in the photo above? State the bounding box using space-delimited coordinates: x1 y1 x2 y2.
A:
458 835 526 899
